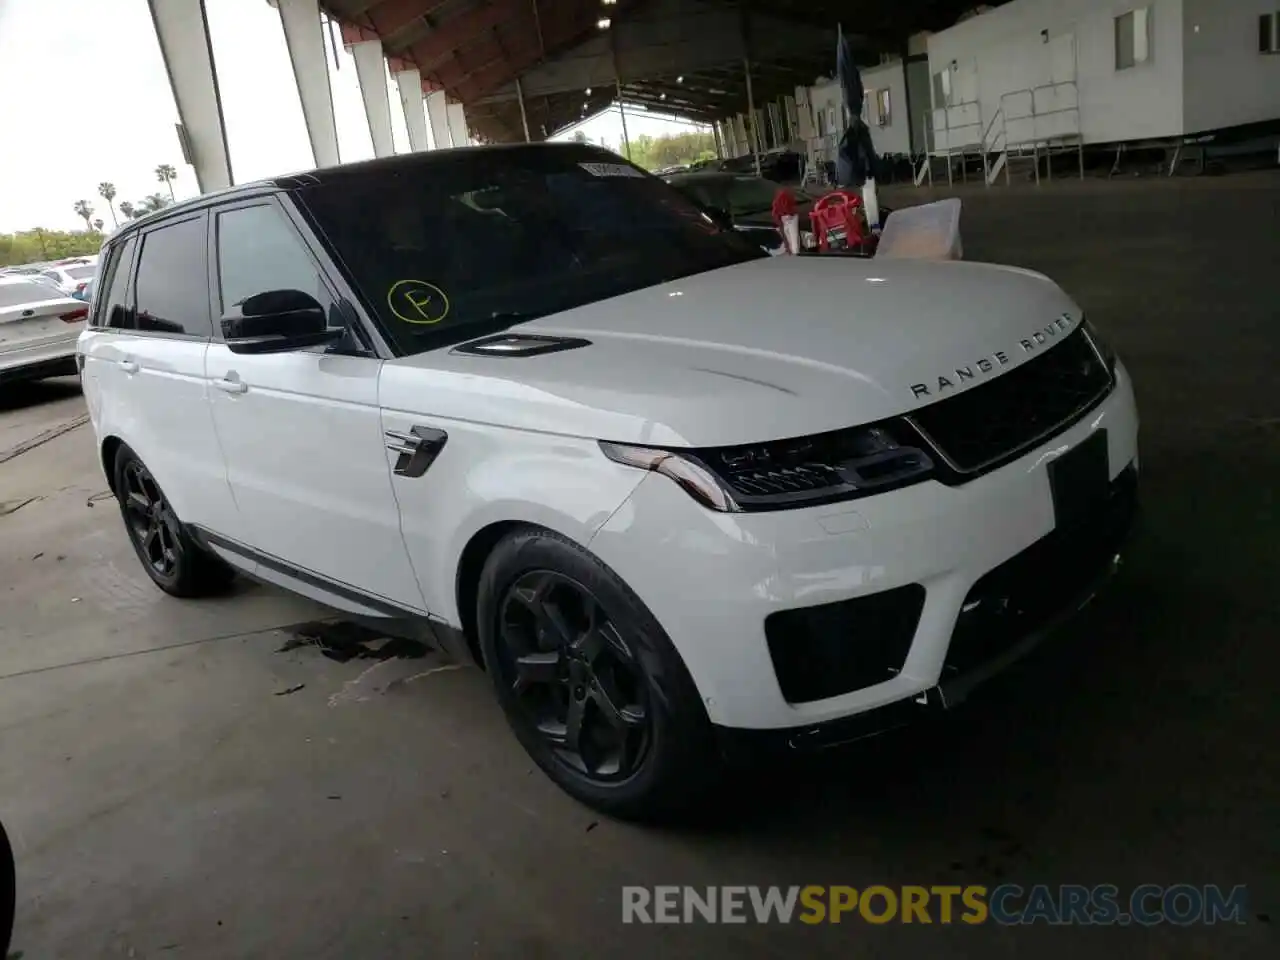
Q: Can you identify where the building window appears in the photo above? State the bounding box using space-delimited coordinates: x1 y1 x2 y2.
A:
877 88 892 126
1115 7 1151 70
932 68 952 107
1261 12 1280 53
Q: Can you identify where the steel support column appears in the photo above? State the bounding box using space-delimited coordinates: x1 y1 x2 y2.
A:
351 39 394 157
446 102 471 147
744 60 761 175
425 90 452 148
394 68 430 151
146 0 231 193
273 0 339 168
515 77 532 142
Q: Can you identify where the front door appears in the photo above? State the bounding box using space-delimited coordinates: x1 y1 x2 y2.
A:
203 198 426 613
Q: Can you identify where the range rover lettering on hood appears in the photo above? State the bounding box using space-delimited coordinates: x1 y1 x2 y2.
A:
909 313 1076 400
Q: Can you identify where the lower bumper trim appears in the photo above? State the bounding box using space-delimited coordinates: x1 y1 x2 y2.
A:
714 477 1138 762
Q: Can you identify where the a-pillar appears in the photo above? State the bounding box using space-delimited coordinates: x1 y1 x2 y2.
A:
446 101 471 147
394 68 430 152
146 0 232 193
350 38 395 157
425 90 452 148
272 0 339 168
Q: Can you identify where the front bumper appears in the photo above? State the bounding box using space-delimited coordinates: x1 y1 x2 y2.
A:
588 362 1140 732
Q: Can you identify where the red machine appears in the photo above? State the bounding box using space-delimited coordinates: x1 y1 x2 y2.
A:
809 190 871 253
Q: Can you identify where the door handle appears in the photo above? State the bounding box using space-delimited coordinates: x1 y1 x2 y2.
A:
118 359 138 374
213 376 247 394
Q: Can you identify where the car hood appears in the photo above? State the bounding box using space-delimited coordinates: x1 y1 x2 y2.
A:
380 256 1082 448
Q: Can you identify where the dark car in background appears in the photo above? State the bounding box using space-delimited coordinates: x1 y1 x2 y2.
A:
664 171 817 252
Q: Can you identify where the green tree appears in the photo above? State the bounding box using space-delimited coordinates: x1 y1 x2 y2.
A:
118 201 136 220
0 227 104 266
98 181 119 227
135 193 171 216
571 130 590 144
72 199 94 232
93 218 105 231
625 130 719 172
156 163 178 200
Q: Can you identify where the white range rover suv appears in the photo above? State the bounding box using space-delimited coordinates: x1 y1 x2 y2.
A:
79 144 1138 819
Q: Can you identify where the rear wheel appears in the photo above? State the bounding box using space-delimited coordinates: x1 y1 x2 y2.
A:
477 527 718 821
113 445 233 598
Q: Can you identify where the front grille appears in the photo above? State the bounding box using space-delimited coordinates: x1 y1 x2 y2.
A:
911 328 1112 475
765 583 926 704
944 464 1137 676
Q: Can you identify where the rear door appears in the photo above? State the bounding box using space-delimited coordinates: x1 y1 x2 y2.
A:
0 280 88 377
82 214 239 536
203 197 426 613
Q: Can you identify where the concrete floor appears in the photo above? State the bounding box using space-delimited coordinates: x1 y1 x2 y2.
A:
1 174 1278 958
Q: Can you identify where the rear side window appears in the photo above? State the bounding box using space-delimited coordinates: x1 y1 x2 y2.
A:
66 265 97 280
215 203 324 311
133 216 211 338
93 236 137 328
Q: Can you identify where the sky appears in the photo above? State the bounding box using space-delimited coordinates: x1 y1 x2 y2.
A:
0 0 697 234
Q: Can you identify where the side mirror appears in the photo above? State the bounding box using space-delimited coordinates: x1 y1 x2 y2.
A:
221 289 344 355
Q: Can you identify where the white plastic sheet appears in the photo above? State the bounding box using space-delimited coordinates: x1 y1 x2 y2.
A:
875 198 963 261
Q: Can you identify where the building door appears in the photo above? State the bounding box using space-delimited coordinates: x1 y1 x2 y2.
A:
1048 33 1077 84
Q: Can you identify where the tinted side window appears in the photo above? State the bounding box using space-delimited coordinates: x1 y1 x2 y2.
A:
134 216 211 337
216 204 323 311
95 236 137 329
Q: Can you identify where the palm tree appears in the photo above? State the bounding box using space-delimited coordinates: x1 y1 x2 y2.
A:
155 163 178 201
72 199 94 232
93 218 105 232
118 201 136 220
97 182 119 227
133 193 171 216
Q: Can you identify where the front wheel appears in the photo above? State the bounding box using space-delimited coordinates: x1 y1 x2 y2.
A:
477 527 718 821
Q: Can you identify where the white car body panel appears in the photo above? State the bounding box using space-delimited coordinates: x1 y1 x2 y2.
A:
385 256 1081 447
79 331 239 535
204 343 427 613
379 383 648 620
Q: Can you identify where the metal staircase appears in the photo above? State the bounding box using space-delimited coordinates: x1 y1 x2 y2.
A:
918 82 1085 188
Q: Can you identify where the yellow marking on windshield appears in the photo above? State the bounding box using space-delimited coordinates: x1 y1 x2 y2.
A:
388 279 450 325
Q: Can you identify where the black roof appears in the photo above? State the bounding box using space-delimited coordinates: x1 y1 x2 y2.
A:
111 142 619 239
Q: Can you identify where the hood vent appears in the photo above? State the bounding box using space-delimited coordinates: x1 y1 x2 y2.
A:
452 333 591 358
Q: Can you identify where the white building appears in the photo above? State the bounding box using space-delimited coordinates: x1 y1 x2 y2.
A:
924 0 1280 155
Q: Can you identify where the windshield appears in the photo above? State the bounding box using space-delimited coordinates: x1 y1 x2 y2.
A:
0 281 61 307
66 265 97 280
296 146 766 355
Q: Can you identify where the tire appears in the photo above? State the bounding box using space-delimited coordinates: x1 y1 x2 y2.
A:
113 444 234 598
477 527 718 821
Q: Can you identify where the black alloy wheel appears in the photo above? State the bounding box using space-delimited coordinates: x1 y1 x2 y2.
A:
476 527 718 820
112 444 234 598
121 459 183 579
496 570 652 782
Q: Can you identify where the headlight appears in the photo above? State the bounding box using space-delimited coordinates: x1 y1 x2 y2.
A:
600 420 935 513
1081 317 1117 372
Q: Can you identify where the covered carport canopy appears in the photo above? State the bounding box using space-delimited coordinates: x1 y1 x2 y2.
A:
320 0 988 144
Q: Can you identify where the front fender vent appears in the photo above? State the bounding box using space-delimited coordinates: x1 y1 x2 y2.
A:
451 334 591 358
